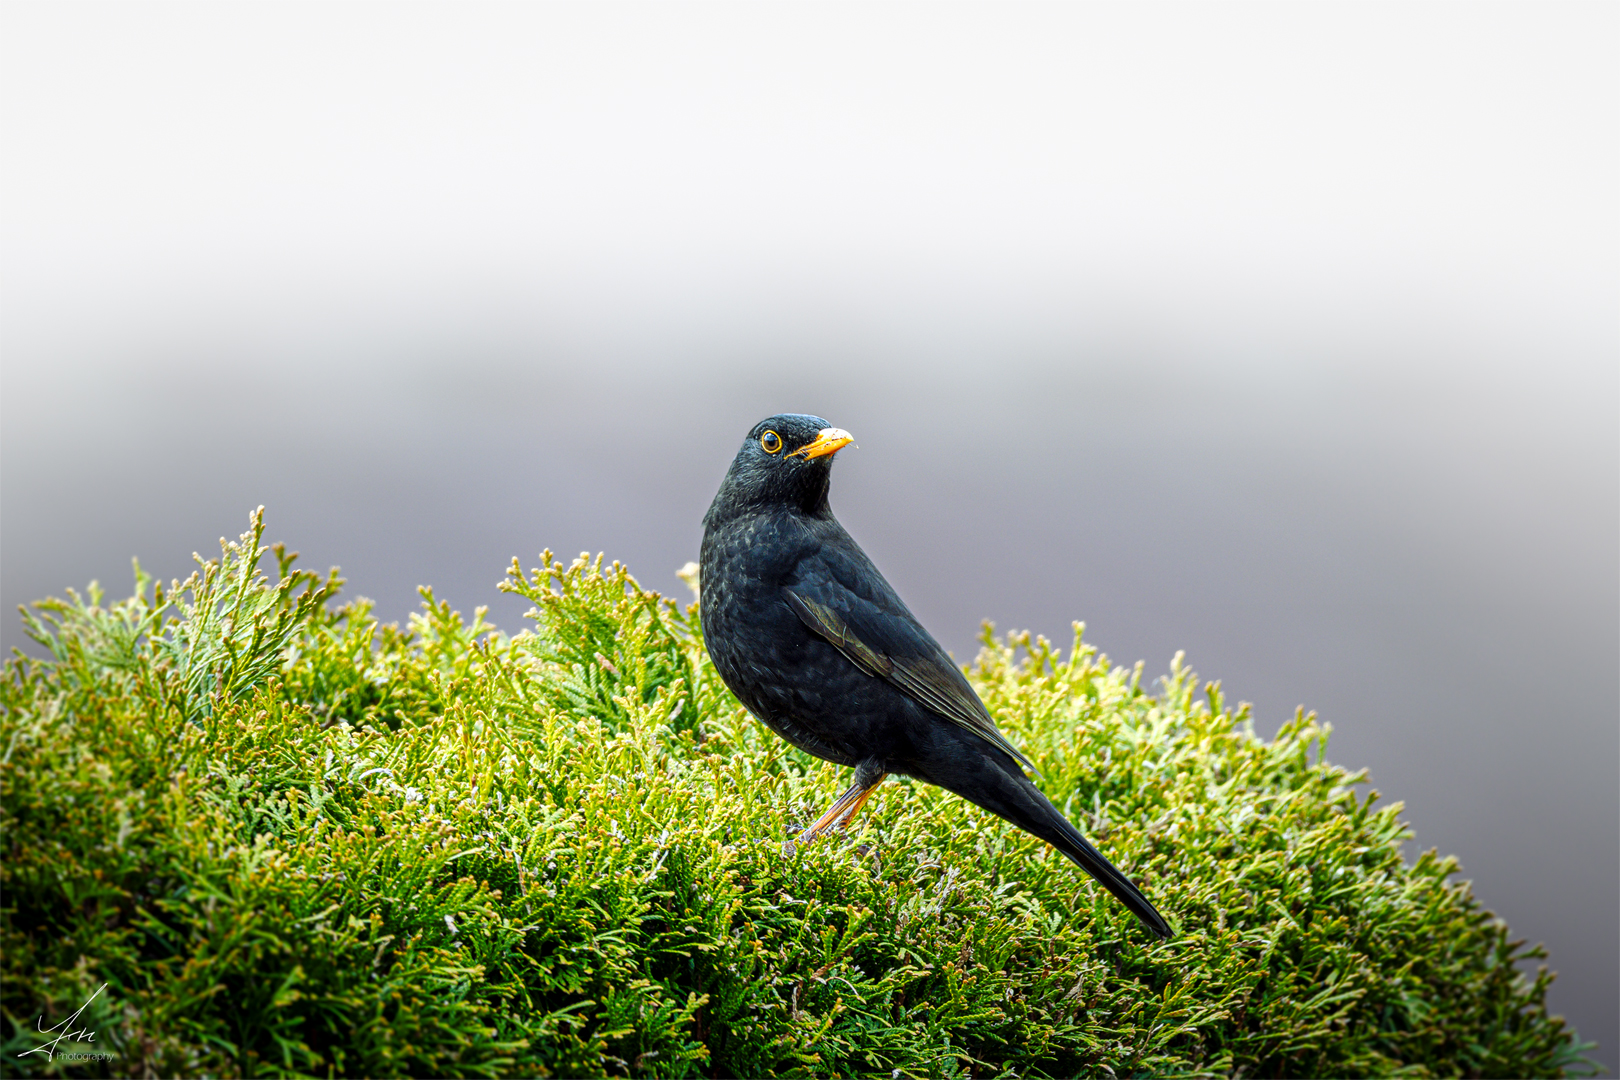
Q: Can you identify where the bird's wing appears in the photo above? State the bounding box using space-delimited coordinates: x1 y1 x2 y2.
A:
782 590 893 679
783 580 1039 775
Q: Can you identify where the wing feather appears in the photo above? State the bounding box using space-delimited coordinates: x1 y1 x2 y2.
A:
783 590 892 677
784 586 1038 774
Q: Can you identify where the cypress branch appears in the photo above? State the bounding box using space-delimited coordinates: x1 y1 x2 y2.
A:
0 511 1596 1078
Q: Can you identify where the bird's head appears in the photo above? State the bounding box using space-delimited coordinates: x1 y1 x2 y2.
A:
706 413 855 523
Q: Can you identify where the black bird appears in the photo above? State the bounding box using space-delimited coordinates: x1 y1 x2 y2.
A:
700 413 1172 939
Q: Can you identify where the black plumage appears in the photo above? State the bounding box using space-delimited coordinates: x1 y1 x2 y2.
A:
700 413 1172 940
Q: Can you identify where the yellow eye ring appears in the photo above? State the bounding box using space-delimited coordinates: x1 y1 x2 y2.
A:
760 430 783 454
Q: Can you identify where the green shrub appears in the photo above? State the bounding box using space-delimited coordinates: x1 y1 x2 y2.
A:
1 511 1594 1077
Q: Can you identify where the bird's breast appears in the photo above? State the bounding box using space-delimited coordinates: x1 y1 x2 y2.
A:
700 517 933 771
698 516 869 764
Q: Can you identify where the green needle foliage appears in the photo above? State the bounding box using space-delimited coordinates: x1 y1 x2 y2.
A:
1 511 1593 1078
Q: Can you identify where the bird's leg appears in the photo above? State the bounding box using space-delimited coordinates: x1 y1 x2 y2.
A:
796 759 887 844
800 781 873 838
833 781 883 829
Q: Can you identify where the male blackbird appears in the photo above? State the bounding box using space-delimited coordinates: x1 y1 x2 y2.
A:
700 413 1172 939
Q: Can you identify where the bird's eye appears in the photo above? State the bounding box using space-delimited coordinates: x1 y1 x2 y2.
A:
760 430 782 454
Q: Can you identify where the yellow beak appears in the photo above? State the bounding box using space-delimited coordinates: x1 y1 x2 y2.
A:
790 427 855 460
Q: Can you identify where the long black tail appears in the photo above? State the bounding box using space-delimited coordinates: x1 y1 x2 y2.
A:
929 752 1173 939
1022 780 1173 939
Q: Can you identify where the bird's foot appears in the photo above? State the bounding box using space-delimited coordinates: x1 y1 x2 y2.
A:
785 825 828 856
783 771 887 858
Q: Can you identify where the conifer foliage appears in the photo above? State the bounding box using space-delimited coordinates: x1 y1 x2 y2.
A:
1 512 1592 1077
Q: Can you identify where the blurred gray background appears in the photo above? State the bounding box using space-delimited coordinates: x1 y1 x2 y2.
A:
3 2 1615 1066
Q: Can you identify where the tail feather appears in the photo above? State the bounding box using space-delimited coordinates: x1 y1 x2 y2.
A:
931 753 1174 939
1035 796 1173 939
